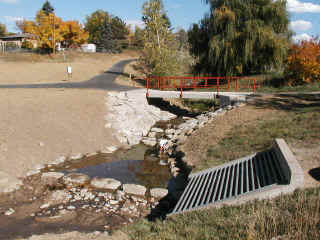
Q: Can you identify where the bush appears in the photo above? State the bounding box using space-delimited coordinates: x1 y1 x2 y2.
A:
285 38 320 86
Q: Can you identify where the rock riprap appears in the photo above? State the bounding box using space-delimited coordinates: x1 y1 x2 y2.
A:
105 90 176 145
90 178 121 191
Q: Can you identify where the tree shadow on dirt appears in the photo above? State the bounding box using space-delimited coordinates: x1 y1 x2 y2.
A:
248 93 320 113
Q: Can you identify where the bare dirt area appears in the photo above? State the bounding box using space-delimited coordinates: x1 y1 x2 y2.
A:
0 51 138 84
0 88 119 178
0 52 140 179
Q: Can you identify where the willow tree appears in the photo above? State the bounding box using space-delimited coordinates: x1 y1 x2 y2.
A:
189 0 292 76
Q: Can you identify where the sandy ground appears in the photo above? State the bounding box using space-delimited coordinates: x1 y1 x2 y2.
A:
0 52 137 84
0 52 138 179
0 88 119 178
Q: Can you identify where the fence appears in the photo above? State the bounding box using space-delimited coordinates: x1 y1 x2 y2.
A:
145 76 261 98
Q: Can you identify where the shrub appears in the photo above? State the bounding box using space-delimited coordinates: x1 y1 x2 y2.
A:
285 38 320 85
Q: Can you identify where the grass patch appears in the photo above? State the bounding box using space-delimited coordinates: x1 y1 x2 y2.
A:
181 99 217 112
257 82 320 93
126 187 320 240
201 104 320 171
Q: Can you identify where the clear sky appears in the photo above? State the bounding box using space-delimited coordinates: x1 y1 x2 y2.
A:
1 0 320 42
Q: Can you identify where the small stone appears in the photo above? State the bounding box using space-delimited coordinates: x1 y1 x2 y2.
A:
67 206 76 210
26 169 41 177
40 203 50 209
4 208 15 216
123 184 146 197
148 132 157 138
70 153 83 160
62 173 90 188
109 200 119 205
39 142 45 147
86 152 98 157
91 178 121 191
150 188 168 199
52 156 66 165
102 146 118 154
142 138 157 147
151 127 164 133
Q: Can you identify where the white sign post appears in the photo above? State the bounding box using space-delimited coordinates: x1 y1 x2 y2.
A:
67 66 72 81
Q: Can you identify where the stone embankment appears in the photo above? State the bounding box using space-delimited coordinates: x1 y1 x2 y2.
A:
105 90 176 145
146 103 246 185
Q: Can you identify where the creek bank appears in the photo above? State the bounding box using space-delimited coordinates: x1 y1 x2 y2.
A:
104 90 176 145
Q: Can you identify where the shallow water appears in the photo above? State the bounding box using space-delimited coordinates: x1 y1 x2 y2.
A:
56 144 171 189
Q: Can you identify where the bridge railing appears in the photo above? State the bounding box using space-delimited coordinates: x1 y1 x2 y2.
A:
145 76 261 98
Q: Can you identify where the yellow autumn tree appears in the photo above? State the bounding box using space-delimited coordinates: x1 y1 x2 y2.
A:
17 11 88 52
61 21 89 48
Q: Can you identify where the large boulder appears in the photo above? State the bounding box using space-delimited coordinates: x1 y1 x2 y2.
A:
90 178 121 191
123 184 146 197
41 172 65 188
62 173 90 188
150 188 168 199
45 190 72 205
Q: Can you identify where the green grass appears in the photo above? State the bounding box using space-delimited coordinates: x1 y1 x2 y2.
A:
181 99 218 112
257 82 320 93
126 188 320 240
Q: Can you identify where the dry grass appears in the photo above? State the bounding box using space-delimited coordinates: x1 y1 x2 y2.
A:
126 188 320 240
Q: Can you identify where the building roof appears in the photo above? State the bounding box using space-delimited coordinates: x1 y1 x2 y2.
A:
0 33 37 40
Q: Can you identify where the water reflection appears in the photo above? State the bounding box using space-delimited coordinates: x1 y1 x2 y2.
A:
62 144 171 189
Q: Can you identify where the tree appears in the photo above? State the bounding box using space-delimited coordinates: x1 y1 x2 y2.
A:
85 10 111 44
95 18 116 52
111 16 129 40
134 26 144 48
42 0 55 16
61 21 89 48
18 11 88 52
176 28 188 50
189 0 292 76
141 0 179 76
0 22 7 37
285 38 320 85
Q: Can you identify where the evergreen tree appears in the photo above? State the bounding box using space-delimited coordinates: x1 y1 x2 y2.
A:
95 17 116 52
189 0 292 76
42 1 55 16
